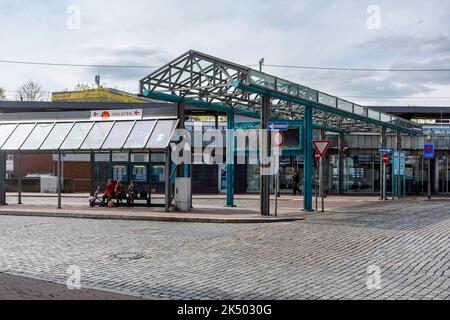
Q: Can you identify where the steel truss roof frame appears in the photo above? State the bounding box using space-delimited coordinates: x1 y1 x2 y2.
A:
140 50 421 136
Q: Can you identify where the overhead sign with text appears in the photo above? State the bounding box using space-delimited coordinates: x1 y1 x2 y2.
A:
90 109 143 121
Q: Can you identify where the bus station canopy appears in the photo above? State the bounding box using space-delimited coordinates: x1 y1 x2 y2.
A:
0 118 178 152
140 50 421 135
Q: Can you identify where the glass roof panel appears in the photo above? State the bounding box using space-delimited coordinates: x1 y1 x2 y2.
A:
80 122 113 149
368 110 380 121
380 113 391 123
21 123 55 150
1 123 36 150
146 120 178 149
249 70 276 90
0 124 17 148
298 85 317 102
318 93 337 108
40 122 73 150
60 122 93 150
123 120 156 149
337 99 353 113
101 121 135 149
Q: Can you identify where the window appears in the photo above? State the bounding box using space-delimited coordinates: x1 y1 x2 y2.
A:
131 165 148 183
112 164 128 183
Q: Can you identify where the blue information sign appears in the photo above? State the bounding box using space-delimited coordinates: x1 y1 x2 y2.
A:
424 144 434 159
378 147 392 154
268 122 289 131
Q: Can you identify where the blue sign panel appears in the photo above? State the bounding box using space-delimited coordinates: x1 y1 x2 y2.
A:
268 122 289 131
424 144 434 159
378 147 392 153
399 152 405 176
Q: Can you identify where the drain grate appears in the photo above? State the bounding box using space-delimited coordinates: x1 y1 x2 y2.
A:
111 253 145 260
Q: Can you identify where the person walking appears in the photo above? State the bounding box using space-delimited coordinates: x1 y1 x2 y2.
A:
292 167 302 195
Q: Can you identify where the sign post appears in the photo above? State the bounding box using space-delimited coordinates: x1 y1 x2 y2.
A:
378 148 392 202
424 144 434 199
312 140 331 212
392 150 406 199
272 131 284 217
381 153 390 201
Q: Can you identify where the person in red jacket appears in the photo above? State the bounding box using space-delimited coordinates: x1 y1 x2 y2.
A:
102 179 116 206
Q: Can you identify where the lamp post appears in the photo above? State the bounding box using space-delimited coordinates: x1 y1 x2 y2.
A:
259 58 264 72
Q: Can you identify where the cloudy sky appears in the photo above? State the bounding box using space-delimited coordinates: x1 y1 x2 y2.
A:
1 0 449 106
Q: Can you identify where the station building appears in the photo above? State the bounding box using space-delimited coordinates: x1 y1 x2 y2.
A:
2 50 442 214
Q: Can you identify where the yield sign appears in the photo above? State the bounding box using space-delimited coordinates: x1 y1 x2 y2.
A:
312 140 331 158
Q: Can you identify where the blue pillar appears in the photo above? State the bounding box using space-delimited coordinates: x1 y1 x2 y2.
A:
303 106 313 211
226 111 235 207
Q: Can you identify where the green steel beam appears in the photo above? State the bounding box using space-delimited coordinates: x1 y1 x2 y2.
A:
143 90 344 133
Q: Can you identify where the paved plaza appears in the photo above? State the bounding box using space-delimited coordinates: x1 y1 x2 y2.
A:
0 198 448 299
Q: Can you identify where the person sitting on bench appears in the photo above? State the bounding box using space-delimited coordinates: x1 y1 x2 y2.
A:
127 180 138 206
115 180 126 205
102 179 116 206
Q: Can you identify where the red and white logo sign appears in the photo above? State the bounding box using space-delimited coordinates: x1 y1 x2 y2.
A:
312 140 331 159
90 109 143 121
382 153 390 164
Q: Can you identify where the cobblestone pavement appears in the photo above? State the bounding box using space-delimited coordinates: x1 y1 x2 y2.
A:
0 199 448 300
0 272 139 300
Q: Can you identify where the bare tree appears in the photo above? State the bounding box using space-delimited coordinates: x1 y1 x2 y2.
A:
17 80 47 101
0 87 6 100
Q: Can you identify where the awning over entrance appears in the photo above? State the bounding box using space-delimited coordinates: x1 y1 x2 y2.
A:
0 118 179 152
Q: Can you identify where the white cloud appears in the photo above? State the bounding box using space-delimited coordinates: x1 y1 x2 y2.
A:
0 0 449 106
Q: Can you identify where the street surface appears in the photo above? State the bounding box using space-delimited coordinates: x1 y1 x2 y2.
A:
0 199 448 299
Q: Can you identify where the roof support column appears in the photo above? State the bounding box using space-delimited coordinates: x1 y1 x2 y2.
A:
0 152 6 205
177 102 186 179
319 129 325 198
380 127 386 200
177 102 192 208
303 105 313 211
338 132 345 195
165 147 171 212
17 154 22 204
434 156 440 194
90 151 95 197
226 111 235 207
260 95 271 215
57 151 62 209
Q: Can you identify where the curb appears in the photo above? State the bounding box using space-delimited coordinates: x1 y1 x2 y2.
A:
0 211 305 224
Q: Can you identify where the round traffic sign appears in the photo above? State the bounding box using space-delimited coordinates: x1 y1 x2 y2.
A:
382 153 390 164
272 131 284 147
315 152 321 161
